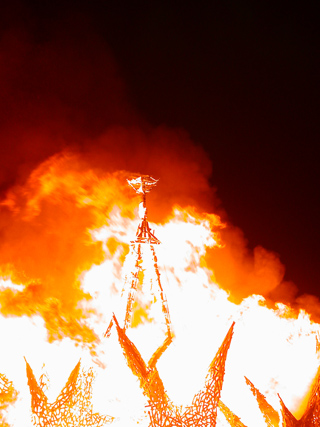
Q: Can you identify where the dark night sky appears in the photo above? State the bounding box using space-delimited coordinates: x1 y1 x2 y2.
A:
1 1 319 298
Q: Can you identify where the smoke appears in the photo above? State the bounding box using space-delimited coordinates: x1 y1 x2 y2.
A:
0 9 214 345
0 8 139 192
0 136 213 347
0 5 319 351
205 225 286 302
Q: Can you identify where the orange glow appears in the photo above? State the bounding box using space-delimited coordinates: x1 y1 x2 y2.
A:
0 152 320 426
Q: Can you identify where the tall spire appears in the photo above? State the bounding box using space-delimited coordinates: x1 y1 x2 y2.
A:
127 175 160 244
105 175 172 340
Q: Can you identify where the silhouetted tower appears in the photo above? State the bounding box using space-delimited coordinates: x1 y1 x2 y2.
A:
106 175 172 340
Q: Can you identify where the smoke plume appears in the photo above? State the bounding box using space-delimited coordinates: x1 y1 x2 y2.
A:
0 8 317 350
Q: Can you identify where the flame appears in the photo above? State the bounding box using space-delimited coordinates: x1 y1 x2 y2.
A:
0 152 320 426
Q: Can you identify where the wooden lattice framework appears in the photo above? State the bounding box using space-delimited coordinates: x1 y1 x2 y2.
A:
113 314 177 426
113 314 234 426
245 377 280 427
25 358 113 426
106 175 172 341
279 363 320 426
278 395 299 427
218 400 248 427
181 321 235 426
0 373 18 427
242 364 320 427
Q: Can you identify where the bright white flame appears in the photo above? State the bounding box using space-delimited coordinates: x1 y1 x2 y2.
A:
1 206 320 426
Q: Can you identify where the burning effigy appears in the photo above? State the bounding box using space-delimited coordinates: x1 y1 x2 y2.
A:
1 162 320 426
106 175 235 426
105 175 172 341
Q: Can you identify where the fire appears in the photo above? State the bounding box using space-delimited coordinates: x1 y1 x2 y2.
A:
0 152 320 426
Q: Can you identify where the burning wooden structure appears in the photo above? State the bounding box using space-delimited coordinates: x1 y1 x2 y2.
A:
25 359 113 426
13 174 320 426
233 368 320 427
113 314 234 427
107 176 320 426
0 373 18 427
279 364 320 426
105 175 172 340
245 377 280 427
218 401 247 427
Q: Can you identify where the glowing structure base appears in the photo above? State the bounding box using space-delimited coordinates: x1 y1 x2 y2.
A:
25 359 113 427
113 314 235 427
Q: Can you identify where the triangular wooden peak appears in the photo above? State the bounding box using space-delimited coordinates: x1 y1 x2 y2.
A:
279 363 320 426
24 358 113 426
229 365 320 427
113 313 235 426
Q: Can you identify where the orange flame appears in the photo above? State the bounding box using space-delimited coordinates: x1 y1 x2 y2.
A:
0 152 320 426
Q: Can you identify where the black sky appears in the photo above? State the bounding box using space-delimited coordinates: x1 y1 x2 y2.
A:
1 1 320 298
